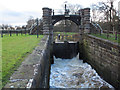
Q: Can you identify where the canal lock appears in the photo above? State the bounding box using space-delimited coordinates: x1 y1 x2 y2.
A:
48 41 114 88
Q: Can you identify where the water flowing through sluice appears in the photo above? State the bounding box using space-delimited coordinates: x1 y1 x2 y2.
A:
50 55 114 88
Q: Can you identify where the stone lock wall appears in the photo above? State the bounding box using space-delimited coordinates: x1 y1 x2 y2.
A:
80 34 120 89
4 36 52 88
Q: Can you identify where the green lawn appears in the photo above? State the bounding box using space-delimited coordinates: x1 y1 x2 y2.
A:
91 33 119 43
0 37 2 89
1 34 43 87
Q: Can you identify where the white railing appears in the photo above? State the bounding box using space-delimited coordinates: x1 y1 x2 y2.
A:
29 19 42 34
91 21 103 33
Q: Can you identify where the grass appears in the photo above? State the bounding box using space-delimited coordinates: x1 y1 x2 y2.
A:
54 32 78 35
53 32 80 41
0 37 2 89
1 34 43 87
91 33 119 43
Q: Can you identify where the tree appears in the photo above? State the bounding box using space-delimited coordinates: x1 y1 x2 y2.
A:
67 4 82 14
26 16 35 29
53 3 81 32
91 0 118 37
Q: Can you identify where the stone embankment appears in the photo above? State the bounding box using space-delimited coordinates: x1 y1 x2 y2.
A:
4 35 51 88
79 34 120 89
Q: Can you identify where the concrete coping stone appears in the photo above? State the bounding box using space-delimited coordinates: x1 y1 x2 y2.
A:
87 34 120 47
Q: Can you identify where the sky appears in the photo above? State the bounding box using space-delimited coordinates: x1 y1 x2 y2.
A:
0 0 119 26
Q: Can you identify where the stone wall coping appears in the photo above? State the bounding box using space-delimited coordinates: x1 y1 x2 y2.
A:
87 34 120 48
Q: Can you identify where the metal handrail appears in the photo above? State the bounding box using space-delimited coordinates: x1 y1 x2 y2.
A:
29 19 42 34
29 22 37 34
91 21 103 33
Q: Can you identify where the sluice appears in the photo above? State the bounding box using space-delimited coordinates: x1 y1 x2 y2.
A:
53 41 79 59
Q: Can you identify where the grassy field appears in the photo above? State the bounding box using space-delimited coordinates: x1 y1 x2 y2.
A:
1 34 43 87
91 33 119 43
0 37 2 89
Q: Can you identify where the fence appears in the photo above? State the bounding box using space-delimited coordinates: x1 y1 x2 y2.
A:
0 29 30 37
0 18 43 38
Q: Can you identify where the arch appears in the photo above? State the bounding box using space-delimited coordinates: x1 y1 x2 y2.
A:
52 15 81 26
53 19 79 32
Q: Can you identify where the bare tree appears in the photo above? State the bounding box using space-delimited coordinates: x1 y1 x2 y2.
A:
26 16 35 29
91 0 118 38
67 4 82 14
53 3 81 32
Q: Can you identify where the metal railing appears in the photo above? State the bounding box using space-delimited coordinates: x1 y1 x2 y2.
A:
91 21 103 34
29 19 42 34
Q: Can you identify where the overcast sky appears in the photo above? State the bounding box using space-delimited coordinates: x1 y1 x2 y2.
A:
0 0 119 26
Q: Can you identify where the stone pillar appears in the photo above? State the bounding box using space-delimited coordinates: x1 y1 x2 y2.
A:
78 8 90 60
83 8 90 34
42 8 54 64
79 9 84 35
42 7 52 35
78 9 84 44
79 8 90 34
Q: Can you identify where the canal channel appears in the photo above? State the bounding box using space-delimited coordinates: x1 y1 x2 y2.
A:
50 55 114 88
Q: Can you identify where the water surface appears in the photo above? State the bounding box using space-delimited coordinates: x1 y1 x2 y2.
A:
50 55 114 88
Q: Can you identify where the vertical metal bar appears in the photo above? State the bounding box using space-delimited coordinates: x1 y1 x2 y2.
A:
65 4 66 12
1 31 3 37
21 30 22 35
25 29 26 35
53 10 54 16
115 31 117 40
15 31 18 36
10 30 12 36
37 18 39 38
118 18 120 44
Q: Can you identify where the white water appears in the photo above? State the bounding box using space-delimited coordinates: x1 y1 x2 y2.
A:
50 55 114 88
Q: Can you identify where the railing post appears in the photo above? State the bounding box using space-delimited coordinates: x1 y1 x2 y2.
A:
115 31 117 40
16 30 18 36
21 30 22 35
25 29 26 35
37 18 39 38
1 31 3 37
10 30 12 36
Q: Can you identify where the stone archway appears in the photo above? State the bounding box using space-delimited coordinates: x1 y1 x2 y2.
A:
42 7 90 35
52 15 81 26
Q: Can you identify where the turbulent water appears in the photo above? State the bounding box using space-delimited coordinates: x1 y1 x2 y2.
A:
50 55 114 88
